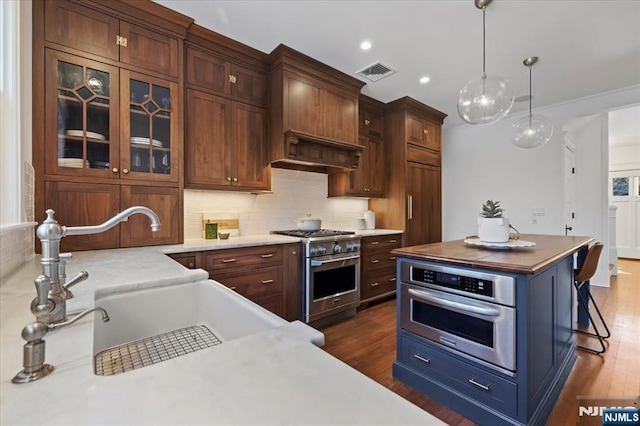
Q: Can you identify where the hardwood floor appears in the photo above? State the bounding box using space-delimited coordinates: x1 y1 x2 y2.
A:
321 259 640 426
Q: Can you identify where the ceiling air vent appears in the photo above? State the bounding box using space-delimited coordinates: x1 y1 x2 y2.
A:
356 61 396 82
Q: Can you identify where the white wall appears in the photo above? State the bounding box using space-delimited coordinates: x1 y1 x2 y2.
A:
609 144 640 171
184 168 369 239
442 85 640 286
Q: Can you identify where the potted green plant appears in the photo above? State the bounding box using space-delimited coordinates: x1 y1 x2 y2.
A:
478 200 510 242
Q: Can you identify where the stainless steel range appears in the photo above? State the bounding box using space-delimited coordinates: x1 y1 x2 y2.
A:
272 230 361 325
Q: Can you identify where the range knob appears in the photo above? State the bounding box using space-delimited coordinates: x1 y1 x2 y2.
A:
333 243 342 254
309 247 319 256
317 246 327 255
347 243 360 252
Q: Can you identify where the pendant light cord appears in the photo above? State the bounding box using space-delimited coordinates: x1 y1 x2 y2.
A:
482 7 486 78
529 65 533 128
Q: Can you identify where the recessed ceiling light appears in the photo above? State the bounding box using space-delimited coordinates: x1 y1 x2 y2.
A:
419 76 430 84
360 41 372 50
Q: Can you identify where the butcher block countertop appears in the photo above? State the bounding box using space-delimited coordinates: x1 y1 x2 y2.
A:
393 234 594 274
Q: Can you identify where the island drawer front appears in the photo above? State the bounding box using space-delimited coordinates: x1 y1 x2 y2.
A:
213 266 283 298
400 336 518 416
362 252 397 271
362 271 397 299
203 246 283 271
362 235 402 252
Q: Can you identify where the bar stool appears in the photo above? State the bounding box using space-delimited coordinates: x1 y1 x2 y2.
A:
574 242 611 354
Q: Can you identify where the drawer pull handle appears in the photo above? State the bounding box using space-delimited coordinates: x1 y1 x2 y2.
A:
229 286 237 291
370 260 380 264
389 277 396 282
261 279 274 284
371 282 380 287
389 239 397 243
389 256 397 260
370 241 379 245
222 258 237 263
468 378 490 391
332 298 341 304
414 354 431 364
261 254 274 258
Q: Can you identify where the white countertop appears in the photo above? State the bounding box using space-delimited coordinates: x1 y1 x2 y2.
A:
160 229 404 254
0 243 442 425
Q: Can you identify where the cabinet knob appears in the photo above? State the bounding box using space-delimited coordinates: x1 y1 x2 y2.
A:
229 75 237 83
111 167 119 173
424 129 429 134
364 119 370 125
188 262 194 268
116 35 127 47
227 177 232 182
364 188 370 192
122 168 129 174
233 177 238 182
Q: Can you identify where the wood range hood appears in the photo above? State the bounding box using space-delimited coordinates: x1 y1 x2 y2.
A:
268 44 366 172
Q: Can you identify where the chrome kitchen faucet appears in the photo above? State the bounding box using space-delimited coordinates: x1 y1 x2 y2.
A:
12 206 161 384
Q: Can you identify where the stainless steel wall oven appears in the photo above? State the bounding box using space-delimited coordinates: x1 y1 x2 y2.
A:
399 261 516 372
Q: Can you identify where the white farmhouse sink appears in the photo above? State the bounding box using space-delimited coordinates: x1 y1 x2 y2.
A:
92 280 287 374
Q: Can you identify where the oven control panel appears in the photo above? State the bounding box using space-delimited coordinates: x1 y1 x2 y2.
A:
411 267 493 297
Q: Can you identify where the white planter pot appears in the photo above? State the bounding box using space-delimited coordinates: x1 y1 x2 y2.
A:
478 217 510 243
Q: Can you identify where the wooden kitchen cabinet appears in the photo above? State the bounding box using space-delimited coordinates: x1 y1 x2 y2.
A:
44 0 182 78
185 89 269 191
359 234 402 306
45 181 180 252
328 95 386 197
369 97 447 247
186 47 267 107
34 0 190 251
184 26 270 192
181 243 301 321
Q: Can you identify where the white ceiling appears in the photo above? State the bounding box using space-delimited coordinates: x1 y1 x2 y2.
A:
156 0 640 128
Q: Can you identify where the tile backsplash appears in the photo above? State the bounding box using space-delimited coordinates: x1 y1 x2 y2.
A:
184 168 369 239
0 163 36 281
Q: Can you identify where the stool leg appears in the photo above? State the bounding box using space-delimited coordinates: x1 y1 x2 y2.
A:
574 282 608 354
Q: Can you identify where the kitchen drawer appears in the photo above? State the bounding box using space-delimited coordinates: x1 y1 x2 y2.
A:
169 252 200 269
361 234 402 253
213 266 283 299
361 271 396 300
253 293 285 318
362 251 397 272
407 145 440 167
400 336 518 416
203 245 283 271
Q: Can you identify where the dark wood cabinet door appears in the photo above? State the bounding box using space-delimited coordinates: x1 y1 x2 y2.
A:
230 64 267 106
185 89 232 188
424 120 440 151
120 185 180 247
360 110 383 138
45 50 120 179
322 89 357 145
284 244 301 321
233 102 269 190
119 21 179 78
120 69 179 183
406 162 441 246
45 181 120 252
366 136 385 196
286 75 322 136
407 113 428 146
186 48 230 94
44 0 119 60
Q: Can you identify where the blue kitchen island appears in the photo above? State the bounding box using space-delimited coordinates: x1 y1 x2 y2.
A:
392 234 594 426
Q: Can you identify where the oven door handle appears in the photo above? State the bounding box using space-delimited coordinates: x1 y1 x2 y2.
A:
310 256 360 267
408 288 500 317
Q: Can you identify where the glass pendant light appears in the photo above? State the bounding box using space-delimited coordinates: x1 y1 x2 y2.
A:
510 57 554 149
457 0 514 125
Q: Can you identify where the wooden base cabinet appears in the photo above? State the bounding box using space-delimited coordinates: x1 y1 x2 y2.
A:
360 234 402 306
45 181 181 252
170 244 301 321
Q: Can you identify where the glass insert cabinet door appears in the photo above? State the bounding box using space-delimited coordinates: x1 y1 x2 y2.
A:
120 70 179 182
46 50 120 177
